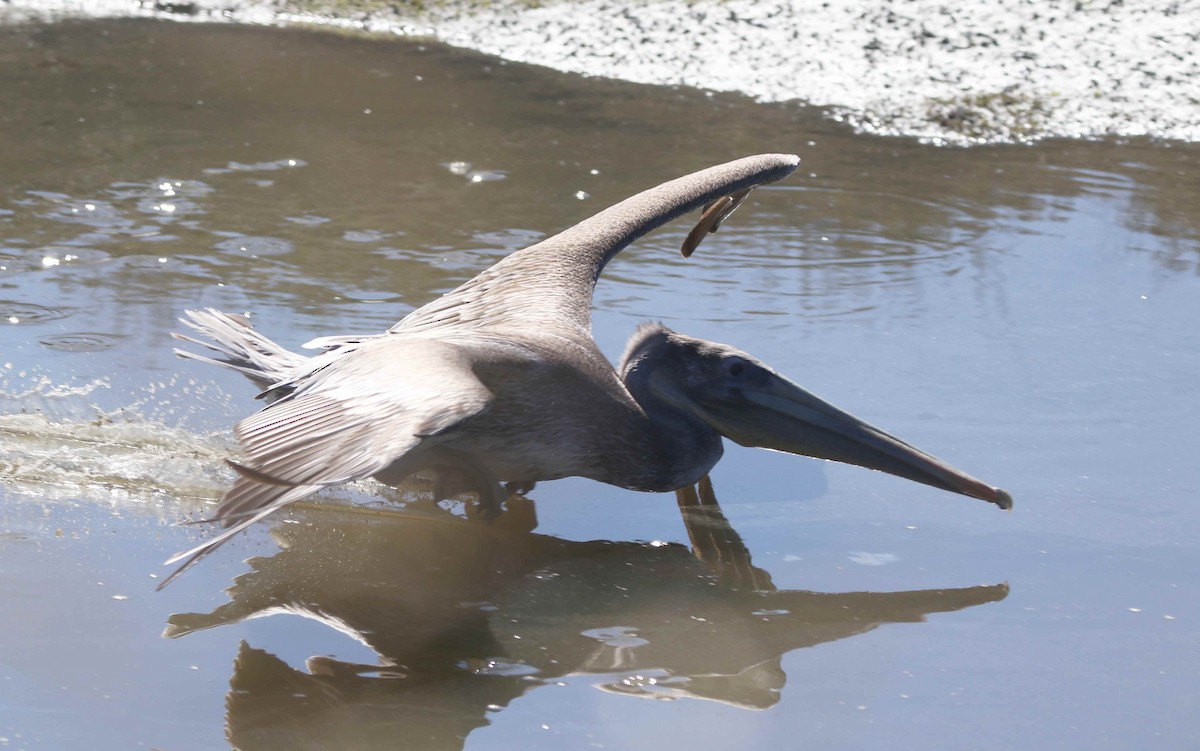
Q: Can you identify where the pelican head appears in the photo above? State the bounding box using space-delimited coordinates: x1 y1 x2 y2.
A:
621 324 1012 509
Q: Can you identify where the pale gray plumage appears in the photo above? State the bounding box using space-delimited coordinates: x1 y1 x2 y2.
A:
165 154 1009 587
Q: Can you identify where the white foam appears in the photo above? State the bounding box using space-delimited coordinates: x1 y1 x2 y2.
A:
3 0 1196 144
0 371 236 509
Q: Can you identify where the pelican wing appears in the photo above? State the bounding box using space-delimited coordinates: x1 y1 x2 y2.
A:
161 336 493 587
390 154 800 339
226 336 492 508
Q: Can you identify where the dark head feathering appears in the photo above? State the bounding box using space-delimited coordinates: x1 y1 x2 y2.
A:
166 154 1010 587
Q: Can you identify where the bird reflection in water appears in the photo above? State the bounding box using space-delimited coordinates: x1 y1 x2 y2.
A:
165 154 1010 586
165 480 1006 751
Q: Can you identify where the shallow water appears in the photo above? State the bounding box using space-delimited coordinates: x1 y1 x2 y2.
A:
1 18 1198 751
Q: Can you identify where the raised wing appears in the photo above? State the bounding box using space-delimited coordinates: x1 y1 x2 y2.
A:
391 154 800 339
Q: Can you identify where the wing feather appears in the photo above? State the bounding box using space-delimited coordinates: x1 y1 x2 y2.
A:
391 154 799 338
158 482 321 590
161 336 494 586
226 337 492 496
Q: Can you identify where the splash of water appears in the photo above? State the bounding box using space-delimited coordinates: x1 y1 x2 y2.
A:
0 367 236 509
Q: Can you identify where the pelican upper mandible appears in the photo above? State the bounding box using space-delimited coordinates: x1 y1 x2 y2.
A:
165 154 1010 586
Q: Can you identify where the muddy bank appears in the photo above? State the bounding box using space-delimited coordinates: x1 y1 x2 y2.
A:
2 0 1197 145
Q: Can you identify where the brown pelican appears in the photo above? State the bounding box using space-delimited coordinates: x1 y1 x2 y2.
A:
165 154 1010 586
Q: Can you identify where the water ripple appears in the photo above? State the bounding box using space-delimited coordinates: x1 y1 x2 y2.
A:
38 333 123 353
213 236 295 257
0 245 110 273
27 193 135 230
0 301 70 324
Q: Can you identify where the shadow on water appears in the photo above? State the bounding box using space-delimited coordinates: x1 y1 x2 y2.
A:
165 479 1006 750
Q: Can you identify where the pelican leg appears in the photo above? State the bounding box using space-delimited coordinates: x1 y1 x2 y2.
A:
442 457 506 521
373 448 508 520
468 476 507 521
430 466 473 501
424 462 507 520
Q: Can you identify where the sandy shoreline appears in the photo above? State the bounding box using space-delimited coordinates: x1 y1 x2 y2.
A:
3 0 1197 145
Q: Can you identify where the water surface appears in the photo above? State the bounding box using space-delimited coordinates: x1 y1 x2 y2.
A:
1 19 1198 750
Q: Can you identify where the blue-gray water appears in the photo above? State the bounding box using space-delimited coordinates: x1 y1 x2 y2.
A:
1 19 1198 750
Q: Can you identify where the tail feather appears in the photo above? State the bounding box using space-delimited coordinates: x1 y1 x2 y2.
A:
161 307 324 589
173 308 309 392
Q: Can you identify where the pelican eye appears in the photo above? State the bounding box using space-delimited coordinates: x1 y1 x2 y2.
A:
727 359 746 377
